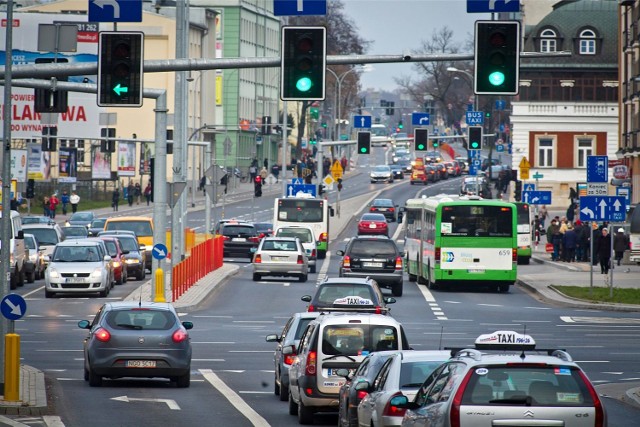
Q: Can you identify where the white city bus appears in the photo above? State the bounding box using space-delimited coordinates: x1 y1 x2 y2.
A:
273 195 334 259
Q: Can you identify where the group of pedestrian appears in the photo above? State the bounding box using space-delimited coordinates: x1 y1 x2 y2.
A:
42 191 80 218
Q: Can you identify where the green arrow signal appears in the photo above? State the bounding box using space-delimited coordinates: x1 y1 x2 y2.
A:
113 83 129 96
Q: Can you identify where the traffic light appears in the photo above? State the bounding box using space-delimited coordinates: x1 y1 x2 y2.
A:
281 26 326 101
398 120 403 129
261 116 271 135
432 139 439 149
98 31 144 107
41 126 58 152
514 180 522 202
414 128 428 151
254 176 263 197
468 126 483 150
474 20 520 95
357 131 371 155
386 101 395 116
34 58 68 113
26 179 35 199
318 184 325 196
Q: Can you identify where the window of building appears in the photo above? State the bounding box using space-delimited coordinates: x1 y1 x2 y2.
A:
536 137 554 168
579 29 596 55
576 137 594 168
540 29 556 53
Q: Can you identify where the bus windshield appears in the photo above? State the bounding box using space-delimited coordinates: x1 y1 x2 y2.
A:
440 205 513 237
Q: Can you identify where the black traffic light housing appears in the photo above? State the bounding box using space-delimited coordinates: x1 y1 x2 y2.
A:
41 126 58 152
468 126 483 150
357 131 371 155
26 179 35 199
281 26 326 101
34 58 69 113
432 139 439 149
98 31 144 107
254 176 263 197
318 183 325 196
414 128 428 152
514 180 523 202
474 20 520 95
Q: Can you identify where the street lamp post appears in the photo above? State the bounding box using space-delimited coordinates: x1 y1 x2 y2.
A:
326 66 371 143
447 67 476 111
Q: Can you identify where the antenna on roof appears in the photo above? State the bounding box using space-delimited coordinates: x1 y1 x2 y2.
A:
520 325 527 360
139 288 143 308
438 325 444 350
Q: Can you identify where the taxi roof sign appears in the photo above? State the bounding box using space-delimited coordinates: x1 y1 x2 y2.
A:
474 330 536 350
333 296 374 306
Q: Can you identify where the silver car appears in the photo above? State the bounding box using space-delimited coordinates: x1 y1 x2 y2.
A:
252 236 309 282
24 233 45 282
275 226 319 273
78 301 193 387
44 239 113 298
392 331 607 427
370 165 394 184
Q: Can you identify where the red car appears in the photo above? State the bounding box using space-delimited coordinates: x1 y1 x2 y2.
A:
98 236 128 285
357 213 389 236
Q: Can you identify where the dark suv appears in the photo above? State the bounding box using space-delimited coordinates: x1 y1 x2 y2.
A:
221 223 261 258
336 236 404 297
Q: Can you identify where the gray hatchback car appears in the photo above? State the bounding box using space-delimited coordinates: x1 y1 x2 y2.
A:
78 301 193 388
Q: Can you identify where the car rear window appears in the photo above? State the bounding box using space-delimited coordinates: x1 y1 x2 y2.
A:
349 240 397 257
361 214 386 222
222 225 256 236
373 199 393 207
103 241 118 257
461 366 596 406
26 228 60 245
321 325 399 355
117 237 139 252
261 240 297 251
316 284 375 304
107 309 176 330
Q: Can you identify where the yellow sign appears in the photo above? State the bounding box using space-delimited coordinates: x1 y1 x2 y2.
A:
520 169 530 180
519 157 531 169
330 160 343 180
323 175 335 186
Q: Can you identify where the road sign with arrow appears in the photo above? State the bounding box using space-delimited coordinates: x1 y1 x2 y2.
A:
522 190 551 205
579 196 625 222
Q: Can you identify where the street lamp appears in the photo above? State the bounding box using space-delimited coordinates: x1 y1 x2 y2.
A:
447 66 476 111
326 65 372 142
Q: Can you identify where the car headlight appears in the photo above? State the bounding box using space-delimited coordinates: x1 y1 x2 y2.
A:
91 267 103 278
48 268 60 279
65 221 70 227
112 261 121 268
125 258 140 264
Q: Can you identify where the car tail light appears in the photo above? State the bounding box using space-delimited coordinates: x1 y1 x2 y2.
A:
305 350 317 376
343 255 351 268
370 207 375 212
222 235 230 241
284 353 296 365
383 392 407 418
512 248 517 263
311 249 316 258
307 304 315 312
450 370 473 427
356 390 368 400
249 236 260 243
319 232 328 243
375 306 382 314
578 370 605 427
254 254 262 263
95 328 111 342
172 329 189 343
389 207 395 212
395 256 403 270
297 255 304 265
435 247 441 263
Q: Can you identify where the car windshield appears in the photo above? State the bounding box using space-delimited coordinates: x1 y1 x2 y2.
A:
261 240 297 251
25 228 59 245
53 246 101 262
70 212 93 221
25 236 36 250
349 240 397 257
106 309 176 331
117 237 139 252
361 214 386 222
22 217 47 224
322 325 399 355
91 219 107 228
374 166 390 172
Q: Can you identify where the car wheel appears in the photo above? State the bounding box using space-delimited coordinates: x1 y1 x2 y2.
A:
317 250 326 260
310 265 316 274
137 268 145 280
274 372 280 396
392 282 403 297
253 273 261 281
174 372 190 388
88 367 102 387
298 399 314 425
299 274 308 283
410 182 414 185
26 268 36 284
99 288 109 298
45 290 54 298
497 283 510 293
288 390 298 415
17 266 25 287
84 366 89 381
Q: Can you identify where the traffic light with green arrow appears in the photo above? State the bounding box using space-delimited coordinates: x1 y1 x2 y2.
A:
98 31 144 107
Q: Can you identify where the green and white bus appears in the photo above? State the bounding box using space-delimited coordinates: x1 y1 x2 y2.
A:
404 194 518 292
513 202 532 265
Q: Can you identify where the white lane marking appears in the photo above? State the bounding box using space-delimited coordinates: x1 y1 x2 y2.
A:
523 306 551 310
192 342 235 344
200 368 270 427
316 251 332 284
233 321 275 323
0 415 33 426
43 416 66 427
477 304 503 307
417 285 436 302
560 316 575 323
192 315 234 318
192 359 226 362
111 395 180 410
442 300 461 304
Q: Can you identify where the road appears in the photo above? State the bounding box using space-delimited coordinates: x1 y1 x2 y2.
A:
8 146 640 426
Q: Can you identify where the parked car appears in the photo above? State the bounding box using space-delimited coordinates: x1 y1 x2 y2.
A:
274 225 318 273
252 236 309 282
24 233 45 282
370 165 394 184
369 198 399 222
78 301 193 387
65 211 95 228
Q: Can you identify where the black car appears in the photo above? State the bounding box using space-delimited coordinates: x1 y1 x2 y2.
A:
368 198 400 222
301 277 396 314
336 235 405 297
221 223 261 258
88 218 107 236
337 351 397 427
397 159 412 174
110 234 147 280
389 164 404 180
253 222 274 237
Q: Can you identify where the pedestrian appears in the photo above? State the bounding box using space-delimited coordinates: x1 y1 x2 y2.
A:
562 224 577 262
199 176 206 194
127 182 135 206
566 202 576 223
547 220 562 261
532 215 542 246
591 222 602 265
263 158 268 170
49 193 59 219
60 190 70 215
271 164 279 182
144 183 152 206
134 183 142 205
597 227 612 274
260 166 268 182
70 191 80 213
43 195 50 217
538 205 549 228
613 227 630 266
574 220 585 261
112 188 120 212
249 164 257 181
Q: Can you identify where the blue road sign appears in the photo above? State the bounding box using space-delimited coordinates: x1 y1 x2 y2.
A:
469 158 481 176
467 0 520 13
152 243 168 260
579 196 626 222
522 190 552 205
353 115 372 128
274 0 327 16
586 155 608 183
411 112 430 126
287 184 316 197
495 100 506 110
466 111 484 125
1 294 26 321
496 144 504 152
523 183 536 192
88 0 142 22
617 187 631 210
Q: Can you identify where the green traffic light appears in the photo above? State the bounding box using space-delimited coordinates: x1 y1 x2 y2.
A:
296 77 313 92
360 147 368 154
113 83 129 96
471 142 479 149
488 71 505 86
417 144 425 150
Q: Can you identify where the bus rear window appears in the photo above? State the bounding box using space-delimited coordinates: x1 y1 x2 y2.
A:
277 200 324 222
441 205 513 237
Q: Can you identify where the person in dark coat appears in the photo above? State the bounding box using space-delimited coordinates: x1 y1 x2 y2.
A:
562 224 577 262
591 223 602 265
613 227 630 266
573 220 585 261
112 188 120 212
547 220 562 261
597 227 611 274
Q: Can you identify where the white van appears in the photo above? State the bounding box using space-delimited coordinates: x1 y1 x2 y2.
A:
0 210 29 289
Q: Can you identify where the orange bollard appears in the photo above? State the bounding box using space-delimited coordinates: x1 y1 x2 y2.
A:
4 333 20 402
154 268 166 302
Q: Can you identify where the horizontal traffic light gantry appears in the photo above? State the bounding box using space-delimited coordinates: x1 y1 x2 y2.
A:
98 31 144 107
468 126 483 150
357 131 371 155
281 26 326 101
474 20 520 95
414 128 428 152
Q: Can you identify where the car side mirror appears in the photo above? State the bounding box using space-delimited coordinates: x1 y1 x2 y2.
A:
122 250 130 255
329 206 335 217
389 394 412 409
399 251 405 257
104 255 112 262
301 295 312 302
336 368 352 379
282 345 296 356
384 297 397 305
182 321 194 330
336 250 345 256
44 255 50 262
77 320 91 330
265 334 281 343
139 244 147 251
354 380 371 392
17 230 24 239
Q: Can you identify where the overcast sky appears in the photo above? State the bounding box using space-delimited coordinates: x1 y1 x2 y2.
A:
342 0 489 91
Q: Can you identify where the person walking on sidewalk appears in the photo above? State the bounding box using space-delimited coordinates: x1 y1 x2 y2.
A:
613 227 630 266
60 190 70 216
547 220 562 261
260 166 268 183
144 183 152 206
562 224 577 262
48 193 59 219
127 182 135 207
134 182 142 205
70 191 80 213
112 188 120 212
597 228 612 274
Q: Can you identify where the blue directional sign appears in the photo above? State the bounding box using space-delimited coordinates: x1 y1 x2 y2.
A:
1 294 26 321
411 113 430 126
586 155 608 183
88 0 142 22
274 0 327 16
353 115 372 128
467 0 520 13
466 111 484 125
522 191 552 205
287 184 317 197
523 183 536 192
579 196 626 222
152 243 168 260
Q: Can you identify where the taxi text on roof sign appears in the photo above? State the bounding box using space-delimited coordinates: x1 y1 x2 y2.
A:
475 330 536 350
334 296 373 306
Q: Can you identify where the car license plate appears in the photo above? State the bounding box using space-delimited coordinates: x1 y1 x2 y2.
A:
325 368 355 377
363 262 383 267
126 360 156 368
369 224 377 228
378 208 387 211
232 238 246 242
271 256 287 261
66 277 85 283
467 268 485 273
